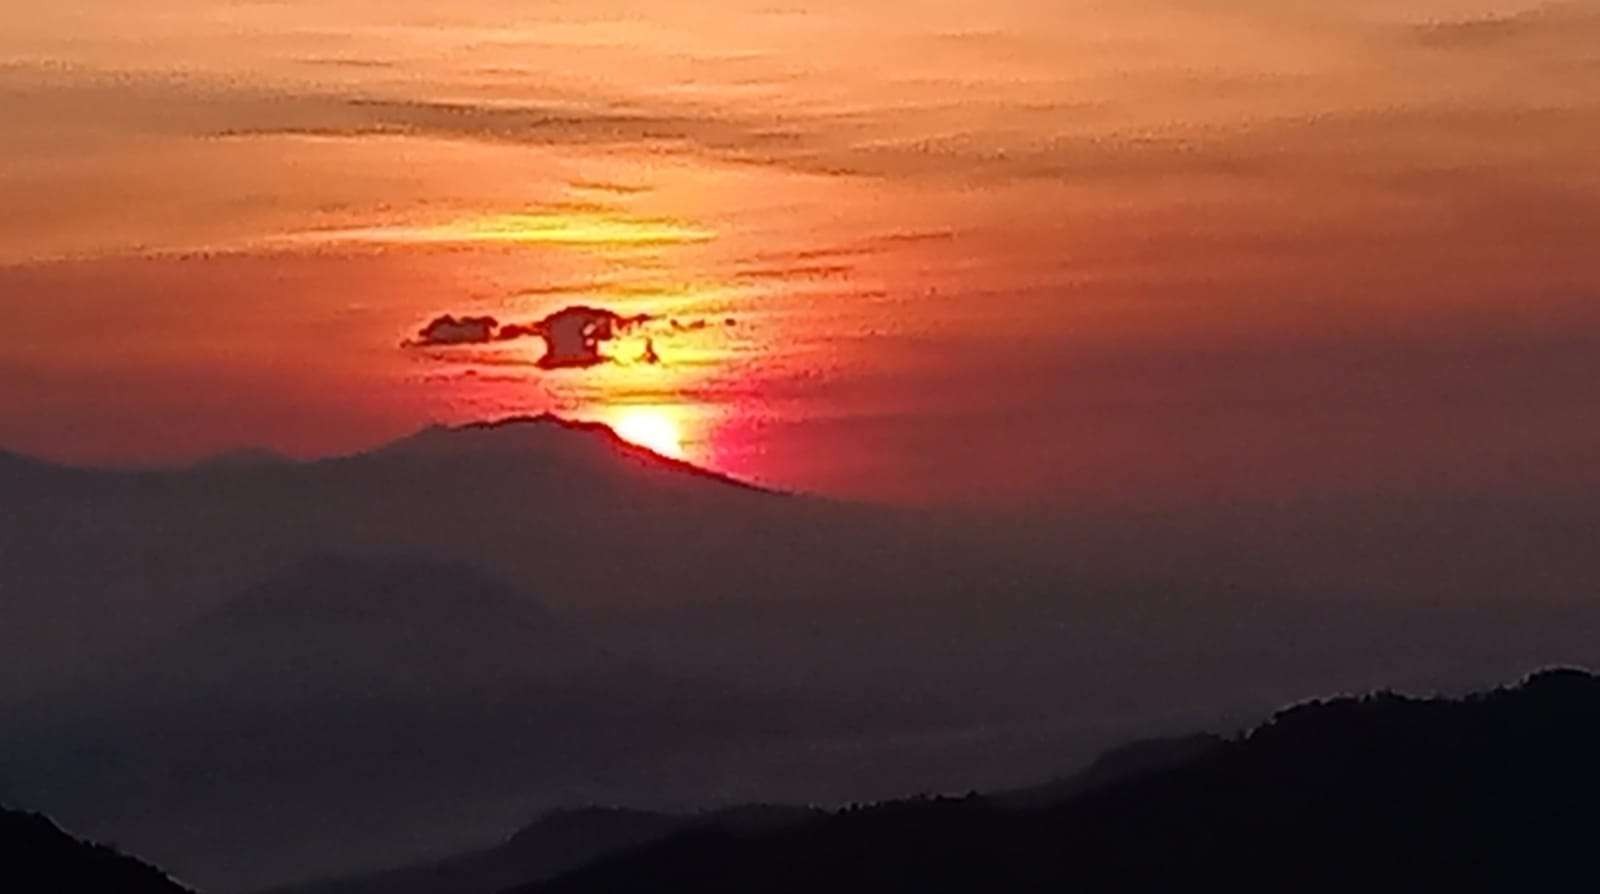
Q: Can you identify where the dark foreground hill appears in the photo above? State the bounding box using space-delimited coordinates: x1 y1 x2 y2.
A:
525 668 1600 893
0 804 192 893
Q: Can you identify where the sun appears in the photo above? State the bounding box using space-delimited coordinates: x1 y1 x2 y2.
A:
612 409 685 459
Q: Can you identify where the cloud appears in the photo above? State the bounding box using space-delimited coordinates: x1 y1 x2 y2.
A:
568 179 654 195
735 263 854 282
37 50 1600 200
281 210 715 250
408 315 499 347
405 305 660 369
294 57 400 70
1410 5 1600 50
531 305 653 369
210 94 772 163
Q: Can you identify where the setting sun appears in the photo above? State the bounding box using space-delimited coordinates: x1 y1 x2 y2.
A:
612 409 685 459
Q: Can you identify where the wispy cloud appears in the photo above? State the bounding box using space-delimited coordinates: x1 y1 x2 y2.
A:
1411 3 1600 50
278 210 715 250
568 179 654 195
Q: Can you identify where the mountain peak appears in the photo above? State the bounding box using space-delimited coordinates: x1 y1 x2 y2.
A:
372 414 771 494
458 414 615 435
382 414 636 460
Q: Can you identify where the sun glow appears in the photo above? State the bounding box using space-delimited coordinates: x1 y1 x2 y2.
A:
613 409 685 459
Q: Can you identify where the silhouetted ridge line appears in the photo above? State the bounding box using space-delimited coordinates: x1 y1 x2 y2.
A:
257 804 822 894
371 414 777 493
992 732 1225 808
0 448 76 476
0 804 193 892
0 414 776 493
523 667 1600 893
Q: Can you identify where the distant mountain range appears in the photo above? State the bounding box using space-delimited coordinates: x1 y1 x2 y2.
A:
0 804 192 893
252 668 1600 894
259 805 819 894
9 668 1600 892
523 668 1600 893
4 415 1599 891
0 417 966 891
260 729 1216 894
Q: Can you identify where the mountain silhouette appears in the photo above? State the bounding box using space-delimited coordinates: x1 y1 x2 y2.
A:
3 547 899 891
6 415 1600 890
189 447 296 471
0 413 834 666
108 552 587 701
260 805 821 894
524 669 1600 893
0 803 192 893
0 417 967 891
376 415 764 492
990 731 1225 808
270 729 1231 894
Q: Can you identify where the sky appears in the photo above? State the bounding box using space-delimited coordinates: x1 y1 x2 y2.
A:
2 0 1598 505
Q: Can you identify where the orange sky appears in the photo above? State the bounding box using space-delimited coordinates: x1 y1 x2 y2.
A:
2 1 1598 504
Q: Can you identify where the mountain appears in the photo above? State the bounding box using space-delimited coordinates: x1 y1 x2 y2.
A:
260 805 820 894
190 447 295 471
526 669 1600 893
256 729 1228 894
990 732 1225 808
106 552 586 700
376 416 764 492
0 413 854 673
0 417 976 891
0 804 192 893
273 729 1241 894
257 808 681 894
4 551 858 891
5 415 1600 890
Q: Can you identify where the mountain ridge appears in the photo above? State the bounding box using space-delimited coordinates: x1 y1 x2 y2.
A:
260 670 1600 894
366 414 775 494
0 414 775 494
257 804 825 894
523 667 1600 893
0 803 194 893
